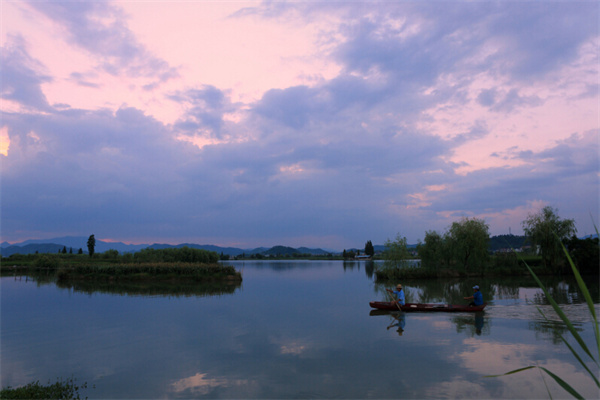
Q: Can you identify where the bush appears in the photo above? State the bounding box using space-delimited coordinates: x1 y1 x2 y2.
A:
101 249 119 260
1 377 87 399
33 255 62 269
133 247 219 264
491 251 519 270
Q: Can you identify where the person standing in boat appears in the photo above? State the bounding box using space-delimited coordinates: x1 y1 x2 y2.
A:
386 284 405 306
464 285 483 306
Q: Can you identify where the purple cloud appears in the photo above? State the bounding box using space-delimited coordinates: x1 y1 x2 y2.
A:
27 0 178 85
0 35 52 111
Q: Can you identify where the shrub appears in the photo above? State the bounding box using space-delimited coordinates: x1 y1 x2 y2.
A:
33 255 62 269
133 247 219 264
1 377 87 399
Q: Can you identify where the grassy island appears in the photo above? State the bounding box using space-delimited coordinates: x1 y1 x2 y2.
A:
55 262 242 282
1 246 242 283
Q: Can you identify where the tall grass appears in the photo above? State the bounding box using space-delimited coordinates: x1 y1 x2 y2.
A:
486 229 599 399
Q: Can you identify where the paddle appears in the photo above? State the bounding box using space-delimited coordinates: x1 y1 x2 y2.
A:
386 289 403 311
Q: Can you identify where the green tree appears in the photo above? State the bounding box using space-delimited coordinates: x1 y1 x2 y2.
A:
87 234 96 257
365 240 375 257
342 249 356 259
446 217 490 270
62 246 67 254
383 233 411 268
565 235 600 274
102 249 119 259
417 230 445 269
522 206 577 270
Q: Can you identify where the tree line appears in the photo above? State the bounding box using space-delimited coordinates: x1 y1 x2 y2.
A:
378 206 598 276
11 245 221 269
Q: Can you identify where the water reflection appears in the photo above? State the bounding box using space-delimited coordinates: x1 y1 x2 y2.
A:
368 310 406 336
55 279 241 297
373 275 599 309
529 318 585 344
373 279 496 305
3 270 58 286
3 270 242 297
370 310 489 337
386 312 406 336
451 312 488 336
2 261 598 399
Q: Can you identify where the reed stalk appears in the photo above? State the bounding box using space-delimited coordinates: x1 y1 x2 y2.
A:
486 227 599 399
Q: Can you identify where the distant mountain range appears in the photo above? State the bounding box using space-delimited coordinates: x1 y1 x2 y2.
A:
0 236 336 257
5 233 593 258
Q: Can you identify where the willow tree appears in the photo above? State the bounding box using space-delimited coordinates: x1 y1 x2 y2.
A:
522 206 576 270
417 230 445 269
383 234 411 268
446 218 490 270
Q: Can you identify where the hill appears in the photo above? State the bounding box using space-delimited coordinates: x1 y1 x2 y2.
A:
0 234 536 258
488 235 528 251
2 243 65 257
0 237 332 258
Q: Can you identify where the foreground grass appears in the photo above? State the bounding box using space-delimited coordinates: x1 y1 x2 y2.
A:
486 232 599 399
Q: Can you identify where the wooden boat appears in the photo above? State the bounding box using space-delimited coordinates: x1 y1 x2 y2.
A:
369 301 486 312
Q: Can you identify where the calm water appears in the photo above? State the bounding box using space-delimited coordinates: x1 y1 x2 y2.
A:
1 260 598 399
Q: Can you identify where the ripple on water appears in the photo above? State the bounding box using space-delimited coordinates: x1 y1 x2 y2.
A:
486 301 599 324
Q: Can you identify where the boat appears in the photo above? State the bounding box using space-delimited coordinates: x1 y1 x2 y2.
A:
369 301 486 312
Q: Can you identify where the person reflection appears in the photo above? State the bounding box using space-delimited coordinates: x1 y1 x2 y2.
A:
475 312 484 335
386 313 406 336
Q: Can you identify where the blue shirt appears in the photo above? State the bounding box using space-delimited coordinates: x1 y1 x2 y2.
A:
393 289 405 305
473 291 483 306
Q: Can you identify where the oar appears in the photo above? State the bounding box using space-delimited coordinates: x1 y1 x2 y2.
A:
386 290 403 311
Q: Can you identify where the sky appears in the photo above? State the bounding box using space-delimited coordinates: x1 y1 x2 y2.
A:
1 0 598 250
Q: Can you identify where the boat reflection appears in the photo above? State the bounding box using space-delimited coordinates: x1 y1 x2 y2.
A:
370 310 489 337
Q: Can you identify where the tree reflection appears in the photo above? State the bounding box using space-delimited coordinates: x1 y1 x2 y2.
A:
527 279 599 305
365 261 375 279
451 312 489 336
528 320 583 345
374 279 498 306
55 279 242 297
342 260 360 272
2 270 58 286
373 275 599 307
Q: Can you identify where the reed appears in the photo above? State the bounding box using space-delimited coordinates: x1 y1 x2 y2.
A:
486 227 599 399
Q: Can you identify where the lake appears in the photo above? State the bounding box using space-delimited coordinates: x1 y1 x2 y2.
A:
1 260 598 399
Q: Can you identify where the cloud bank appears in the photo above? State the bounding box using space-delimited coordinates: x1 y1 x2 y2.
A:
1 1 598 248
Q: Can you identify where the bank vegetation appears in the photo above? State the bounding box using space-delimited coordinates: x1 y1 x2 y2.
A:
376 206 598 281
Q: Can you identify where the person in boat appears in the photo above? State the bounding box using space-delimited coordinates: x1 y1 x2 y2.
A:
386 284 405 306
464 285 483 307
